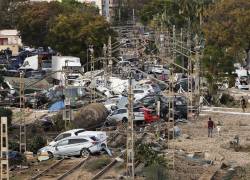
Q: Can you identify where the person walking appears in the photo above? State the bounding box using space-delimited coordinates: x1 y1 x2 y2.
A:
240 96 247 112
208 117 215 138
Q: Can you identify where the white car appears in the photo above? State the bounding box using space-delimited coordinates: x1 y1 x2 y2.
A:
48 129 107 148
235 77 249 90
107 107 144 123
151 65 170 74
133 89 150 101
103 96 121 112
38 136 102 158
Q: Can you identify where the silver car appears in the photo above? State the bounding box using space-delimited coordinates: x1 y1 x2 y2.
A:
38 136 102 158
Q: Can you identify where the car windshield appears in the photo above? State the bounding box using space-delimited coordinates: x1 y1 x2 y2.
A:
133 90 144 94
55 133 71 141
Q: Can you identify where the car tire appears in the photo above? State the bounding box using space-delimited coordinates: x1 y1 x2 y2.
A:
80 149 90 158
48 151 54 159
122 117 128 123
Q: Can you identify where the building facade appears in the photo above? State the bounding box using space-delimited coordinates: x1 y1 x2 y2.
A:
0 30 22 55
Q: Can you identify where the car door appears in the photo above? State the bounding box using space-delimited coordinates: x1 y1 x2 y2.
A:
54 139 69 156
117 109 127 121
67 138 90 155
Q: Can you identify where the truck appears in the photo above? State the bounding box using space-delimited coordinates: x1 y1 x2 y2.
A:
51 56 82 84
19 55 52 71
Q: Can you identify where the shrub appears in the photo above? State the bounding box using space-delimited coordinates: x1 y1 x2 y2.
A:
9 141 19 151
219 93 236 107
52 112 64 131
28 136 46 153
136 144 167 167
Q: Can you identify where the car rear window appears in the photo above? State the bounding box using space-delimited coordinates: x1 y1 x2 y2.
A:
69 138 88 144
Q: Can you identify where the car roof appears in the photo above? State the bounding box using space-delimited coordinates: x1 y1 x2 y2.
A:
62 129 85 134
59 135 92 141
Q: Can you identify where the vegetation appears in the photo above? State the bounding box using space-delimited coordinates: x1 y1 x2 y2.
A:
28 135 46 153
52 112 65 132
136 144 169 179
0 0 115 65
136 143 167 167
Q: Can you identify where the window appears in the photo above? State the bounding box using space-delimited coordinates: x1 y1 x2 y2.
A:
68 138 88 144
75 130 86 136
133 90 144 94
57 140 68 146
55 133 71 141
90 136 99 141
118 109 127 114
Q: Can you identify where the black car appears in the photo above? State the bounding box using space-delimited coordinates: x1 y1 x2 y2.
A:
135 95 188 120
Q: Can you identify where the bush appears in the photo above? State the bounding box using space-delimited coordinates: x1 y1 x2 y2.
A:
9 141 19 151
52 112 64 131
219 93 236 107
28 136 46 153
136 144 167 167
0 107 13 125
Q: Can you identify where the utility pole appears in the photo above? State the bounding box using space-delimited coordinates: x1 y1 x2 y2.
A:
187 23 193 120
132 9 135 25
19 71 26 153
103 44 108 87
108 36 112 77
63 60 72 130
1 117 9 180
89 45 96 103
126 68 134 179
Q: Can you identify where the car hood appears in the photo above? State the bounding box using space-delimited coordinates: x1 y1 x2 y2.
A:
48 141 56 146
38 145 54 153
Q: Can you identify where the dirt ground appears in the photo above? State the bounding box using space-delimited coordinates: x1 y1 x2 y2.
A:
167 108 250 179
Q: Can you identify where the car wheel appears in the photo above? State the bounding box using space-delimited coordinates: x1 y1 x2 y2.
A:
80 149 90 158
48 151 54 159
122 117 128 123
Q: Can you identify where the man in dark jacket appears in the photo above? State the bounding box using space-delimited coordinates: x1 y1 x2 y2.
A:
208 117 215 138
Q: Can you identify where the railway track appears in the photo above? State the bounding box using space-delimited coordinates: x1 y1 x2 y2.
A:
31 157 89 180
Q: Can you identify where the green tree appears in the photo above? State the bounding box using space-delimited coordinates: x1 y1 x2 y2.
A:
15 1 99 47
47 12 115 64
203 0 250 66
16 2 64 47
28 135 46 153
202 45 235 93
